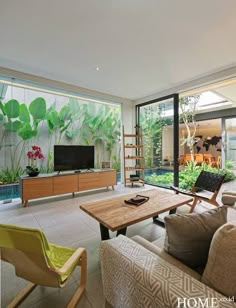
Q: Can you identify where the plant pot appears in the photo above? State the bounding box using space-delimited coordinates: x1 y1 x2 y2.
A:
26 167 40 177
27 171 40 177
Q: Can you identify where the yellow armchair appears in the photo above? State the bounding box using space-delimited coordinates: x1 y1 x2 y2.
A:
0 224 87 308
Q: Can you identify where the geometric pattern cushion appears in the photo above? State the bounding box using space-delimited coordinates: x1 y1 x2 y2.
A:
100 235 235 308
131 235 201 281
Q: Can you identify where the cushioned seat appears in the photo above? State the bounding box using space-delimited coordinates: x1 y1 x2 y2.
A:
0 224 87 308
47 244 77 283
132 235 201 280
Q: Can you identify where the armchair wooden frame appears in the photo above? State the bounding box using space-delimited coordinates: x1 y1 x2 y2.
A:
6 248 86 308
0 224 87 308
171 170 225 213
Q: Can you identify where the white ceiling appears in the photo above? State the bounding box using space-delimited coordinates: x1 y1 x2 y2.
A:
215 84 236 103
1 0 236 100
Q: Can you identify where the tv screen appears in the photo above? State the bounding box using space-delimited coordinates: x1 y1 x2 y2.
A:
54 145 94 171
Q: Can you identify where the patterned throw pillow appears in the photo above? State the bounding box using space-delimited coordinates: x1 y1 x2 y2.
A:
164 206 227 269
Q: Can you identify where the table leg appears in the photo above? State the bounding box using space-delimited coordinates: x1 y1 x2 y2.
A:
153 208 177 227
100 224 110 240
169 208 177 215
99 224 127 240
116 227 127 237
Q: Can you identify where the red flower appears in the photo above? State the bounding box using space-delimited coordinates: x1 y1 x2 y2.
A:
27 151 33 159
38 153 45 159
27 145 45 167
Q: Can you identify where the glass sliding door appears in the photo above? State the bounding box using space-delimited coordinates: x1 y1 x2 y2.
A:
222 117 236 170
137 94 179 188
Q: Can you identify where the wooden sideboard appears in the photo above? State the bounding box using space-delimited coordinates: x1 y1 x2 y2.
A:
19 169 117 207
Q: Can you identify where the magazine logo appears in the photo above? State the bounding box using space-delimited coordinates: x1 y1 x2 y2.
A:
177 297 235 308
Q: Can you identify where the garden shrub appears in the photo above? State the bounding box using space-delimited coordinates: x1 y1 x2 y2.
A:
145 161 236 190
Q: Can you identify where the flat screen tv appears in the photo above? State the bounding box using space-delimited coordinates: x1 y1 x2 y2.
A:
54 145 95 171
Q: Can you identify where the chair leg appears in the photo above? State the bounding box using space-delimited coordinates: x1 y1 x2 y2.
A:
190 197 199 213
210 200 220 207
7 282 36 308
67 250 87 308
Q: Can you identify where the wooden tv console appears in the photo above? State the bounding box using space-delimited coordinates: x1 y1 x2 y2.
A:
19 169 117 207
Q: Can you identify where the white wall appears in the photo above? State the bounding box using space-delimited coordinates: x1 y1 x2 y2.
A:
162 126 174 160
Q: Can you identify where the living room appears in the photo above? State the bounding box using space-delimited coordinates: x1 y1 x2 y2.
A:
1 1 236 307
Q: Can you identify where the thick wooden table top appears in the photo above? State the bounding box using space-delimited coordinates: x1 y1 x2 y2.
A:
80 189 192 231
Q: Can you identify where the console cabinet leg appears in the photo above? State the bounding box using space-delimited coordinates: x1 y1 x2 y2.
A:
22 200 28 207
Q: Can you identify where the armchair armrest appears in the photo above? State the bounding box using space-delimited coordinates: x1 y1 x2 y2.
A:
100 235 235 308
58 247 86 275
50 247 86 275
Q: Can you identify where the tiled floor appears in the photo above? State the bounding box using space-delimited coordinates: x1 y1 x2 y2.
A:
0 181 235 307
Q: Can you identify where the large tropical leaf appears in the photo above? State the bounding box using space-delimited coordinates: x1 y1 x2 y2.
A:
65 127 80 139
4 120 22 132
18 123 37 140
59 105 71 121
47 119 54 133
4 99 20 118
29 97 46 120
65 130 73 139
19 104 30 122
0 101 6 115
47 109 61 127
60 120 72 134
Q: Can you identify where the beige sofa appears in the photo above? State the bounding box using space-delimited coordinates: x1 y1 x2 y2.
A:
100 223 236 307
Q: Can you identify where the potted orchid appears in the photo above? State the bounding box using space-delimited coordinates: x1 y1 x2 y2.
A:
26 145 45 177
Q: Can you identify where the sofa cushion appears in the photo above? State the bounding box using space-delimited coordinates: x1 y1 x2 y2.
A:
222 194 236 206
164 206 227 269
201 221 236 297
152 236 165 249
132 235 201 280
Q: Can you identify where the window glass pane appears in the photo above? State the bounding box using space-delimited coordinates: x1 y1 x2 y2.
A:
139 98 174 187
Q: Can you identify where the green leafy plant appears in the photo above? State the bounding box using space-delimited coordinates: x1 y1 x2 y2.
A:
46 104 73 144
145 163 236 190
68 102 121 168
0 97 47 179
0 91 122 185
225 160 234 169
0 167 23 184
139 105 168 168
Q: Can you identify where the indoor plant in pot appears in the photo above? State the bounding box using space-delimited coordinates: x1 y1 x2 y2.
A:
26 145 45 177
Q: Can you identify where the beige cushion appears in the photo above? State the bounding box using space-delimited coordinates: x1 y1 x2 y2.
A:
164 206 227 269
152 236 165 249
132 235 201 280
201 221 236 297
222 190 236 196
222 194 236 206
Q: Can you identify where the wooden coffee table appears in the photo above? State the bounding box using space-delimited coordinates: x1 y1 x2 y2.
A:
80 189 192 240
